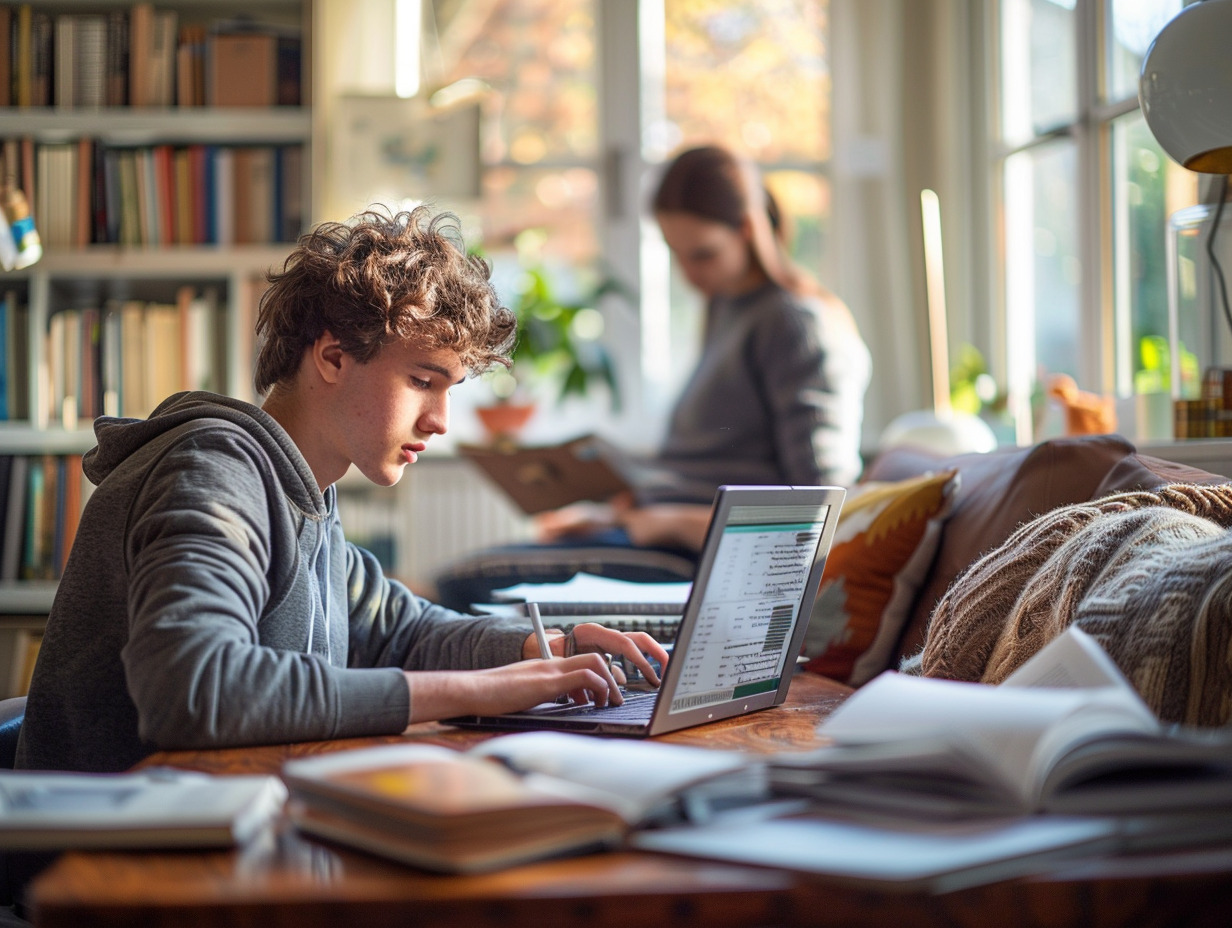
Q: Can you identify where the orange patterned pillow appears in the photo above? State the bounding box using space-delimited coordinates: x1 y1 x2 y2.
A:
803 469 960 685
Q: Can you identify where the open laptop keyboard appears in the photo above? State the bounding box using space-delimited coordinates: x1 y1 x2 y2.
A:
549 690 658 721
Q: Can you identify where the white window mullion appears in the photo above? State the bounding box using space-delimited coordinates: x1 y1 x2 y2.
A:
598 0 656 445
1076 0 1109 394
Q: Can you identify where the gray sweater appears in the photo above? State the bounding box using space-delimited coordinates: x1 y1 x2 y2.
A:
643 283 870 504
16 392 528 772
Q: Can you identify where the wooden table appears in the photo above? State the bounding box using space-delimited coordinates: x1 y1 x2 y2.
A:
25 672 1232 928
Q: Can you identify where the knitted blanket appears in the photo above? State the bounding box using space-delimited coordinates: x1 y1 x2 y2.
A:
915 484 1232 726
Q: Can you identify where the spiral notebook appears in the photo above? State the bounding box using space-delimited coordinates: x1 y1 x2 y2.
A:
488 573 692 616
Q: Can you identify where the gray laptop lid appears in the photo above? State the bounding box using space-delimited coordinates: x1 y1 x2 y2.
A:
446 484 845 737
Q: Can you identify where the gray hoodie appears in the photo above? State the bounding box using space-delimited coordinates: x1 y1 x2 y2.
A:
16 392 527 772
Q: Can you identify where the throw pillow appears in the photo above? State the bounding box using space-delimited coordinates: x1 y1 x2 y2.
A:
802 469 960 686
918 483 1232 726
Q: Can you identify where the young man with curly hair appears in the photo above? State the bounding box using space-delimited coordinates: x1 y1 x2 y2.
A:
16 207 667 774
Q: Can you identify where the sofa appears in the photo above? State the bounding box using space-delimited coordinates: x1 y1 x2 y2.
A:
800 433 1232 725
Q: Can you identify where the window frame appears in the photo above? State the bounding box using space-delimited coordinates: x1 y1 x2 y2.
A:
984 0 1198 443
597 0 836 444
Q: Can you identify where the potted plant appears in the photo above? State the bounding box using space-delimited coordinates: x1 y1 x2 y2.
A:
476 236 633 442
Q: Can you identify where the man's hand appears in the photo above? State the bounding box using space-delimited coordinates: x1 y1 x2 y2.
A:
404 653 623 726
549 623 669 688
404 624 671 728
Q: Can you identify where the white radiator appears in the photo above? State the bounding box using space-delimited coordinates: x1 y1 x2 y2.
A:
393 458 532 594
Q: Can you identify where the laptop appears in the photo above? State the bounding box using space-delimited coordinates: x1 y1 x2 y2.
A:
447 484 845 737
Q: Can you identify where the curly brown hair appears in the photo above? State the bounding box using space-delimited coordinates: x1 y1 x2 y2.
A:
254 206 516 394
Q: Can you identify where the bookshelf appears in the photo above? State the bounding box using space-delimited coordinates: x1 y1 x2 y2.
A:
0 0 313 676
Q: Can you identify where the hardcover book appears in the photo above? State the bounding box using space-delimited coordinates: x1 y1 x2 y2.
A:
459 433 641 515
282 733 765 873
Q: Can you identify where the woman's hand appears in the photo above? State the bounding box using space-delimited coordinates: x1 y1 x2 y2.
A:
532 501 618 542
612 498 712 552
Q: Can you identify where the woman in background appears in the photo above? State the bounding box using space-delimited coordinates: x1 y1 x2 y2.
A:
436 144 870 608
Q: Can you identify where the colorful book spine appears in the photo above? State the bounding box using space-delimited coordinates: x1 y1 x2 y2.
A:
2 7 301 112
0 454 88 582
8 138 305 249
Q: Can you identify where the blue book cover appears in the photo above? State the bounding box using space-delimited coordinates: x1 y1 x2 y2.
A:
22 459 43 580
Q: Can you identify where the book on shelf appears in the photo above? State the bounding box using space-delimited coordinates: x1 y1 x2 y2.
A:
42 297 219 425
27 10 52 108
276 32 302 106
53 13 74 109
8 628 41 698
2 290 29 421
53 13 106 110
281 732 767 874
176 24 207 107
2 5 301 111
485 571 691 617
1 456 29 582
147 9 178 108
0 294 8 420
0 769 287 851
0 456 14 577
144 302 183 406
459 433 646 515
0 617 45 699
23 456 49 581
769 627 1232 817
128 2 153 107
75 137 93 248
0 6 10 108
207 30 277 108
15 137 304 248
0 453 87 584
119 299 147 417
105 9 128 107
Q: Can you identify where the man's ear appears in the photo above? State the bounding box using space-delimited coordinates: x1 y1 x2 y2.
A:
311 331 346 384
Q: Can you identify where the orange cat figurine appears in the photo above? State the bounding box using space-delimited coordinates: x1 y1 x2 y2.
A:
1047 374 1117 436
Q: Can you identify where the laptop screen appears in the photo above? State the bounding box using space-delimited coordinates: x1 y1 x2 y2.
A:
667 501 832 716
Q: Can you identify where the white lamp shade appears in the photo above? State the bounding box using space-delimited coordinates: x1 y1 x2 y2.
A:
1140 0 1232 174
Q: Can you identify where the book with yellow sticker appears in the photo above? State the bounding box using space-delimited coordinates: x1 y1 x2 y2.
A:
281 733 765 873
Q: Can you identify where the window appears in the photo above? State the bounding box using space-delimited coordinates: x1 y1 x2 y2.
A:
432 0 602 268
419 0 835 442
645 0 833 404
991 0 1198 442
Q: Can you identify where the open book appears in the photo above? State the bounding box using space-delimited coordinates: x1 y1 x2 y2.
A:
459 434 639 514
0 769 286 850
281 731 766 873
771 627 1232 817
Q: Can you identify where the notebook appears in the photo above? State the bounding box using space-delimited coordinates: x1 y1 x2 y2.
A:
447 484 845 737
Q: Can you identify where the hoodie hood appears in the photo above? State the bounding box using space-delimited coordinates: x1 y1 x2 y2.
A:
84 391 325 518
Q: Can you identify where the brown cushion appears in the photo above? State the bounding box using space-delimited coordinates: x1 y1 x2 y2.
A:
867 435 1145 662
867 434 1230 667
1095 450 1230 497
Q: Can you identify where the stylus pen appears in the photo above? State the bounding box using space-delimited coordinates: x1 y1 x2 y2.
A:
526 602 553 660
